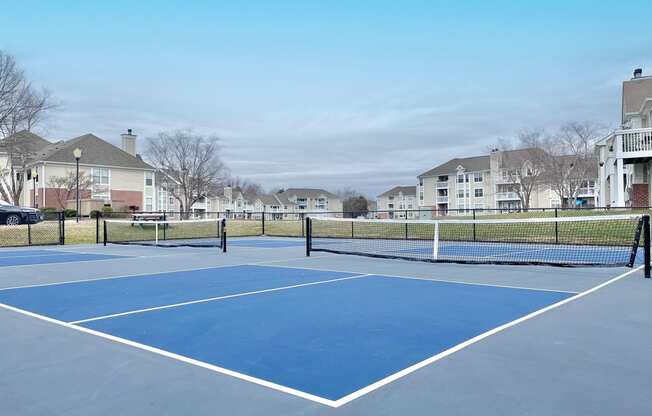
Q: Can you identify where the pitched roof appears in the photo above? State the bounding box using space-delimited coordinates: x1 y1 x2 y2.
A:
0 130 50 154
378 185 416 198
274 192 292 205
32 134 154 170
256 194 282 205
418 155 490 178
622 75 652 120
281 188 338 199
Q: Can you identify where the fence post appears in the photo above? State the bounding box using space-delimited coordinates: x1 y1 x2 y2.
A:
554 208 559 244
162 211 167 241
95 212 100 244
301 213 305 237
262 209 265 236
472 208 476 241
27 222 32 245
60 212 65 245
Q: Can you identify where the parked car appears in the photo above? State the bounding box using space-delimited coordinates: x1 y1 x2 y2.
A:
0 203 44 225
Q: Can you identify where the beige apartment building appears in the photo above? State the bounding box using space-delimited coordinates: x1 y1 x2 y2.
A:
0 129 156 214
417 149 597 215
376 186 417 219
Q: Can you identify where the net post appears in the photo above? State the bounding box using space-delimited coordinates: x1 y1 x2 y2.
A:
162 211 167 240
305 216 311 257
262 210 265 236
103 219 107 246
644 215 651 278
27 222 32 245
221 218 227 253
155 222 159 245
472 208 476 241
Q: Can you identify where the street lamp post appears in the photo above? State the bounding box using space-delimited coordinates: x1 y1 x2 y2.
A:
31 168 37 208
73 148 82 223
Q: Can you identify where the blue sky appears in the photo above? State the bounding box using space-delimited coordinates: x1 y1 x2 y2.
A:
1 1 650 195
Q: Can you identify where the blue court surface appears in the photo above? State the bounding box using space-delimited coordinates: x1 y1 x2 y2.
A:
0 249 128 267
0 263 574 402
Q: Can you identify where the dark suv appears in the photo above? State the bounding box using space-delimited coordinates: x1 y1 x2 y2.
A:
0 203 44 225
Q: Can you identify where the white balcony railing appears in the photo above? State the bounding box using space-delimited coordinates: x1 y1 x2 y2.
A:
436 182 448 189
436 196 449 203
576 187 596 197
621 128 652 154
496 192 519 201
494 175 515 184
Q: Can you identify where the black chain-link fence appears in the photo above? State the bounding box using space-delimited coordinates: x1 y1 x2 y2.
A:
0 211 65 248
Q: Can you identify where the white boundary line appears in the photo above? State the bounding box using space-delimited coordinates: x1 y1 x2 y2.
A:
0 302 338 407
0 255 334 292
329 265 644 407
0 265 643 408
70 274 370 324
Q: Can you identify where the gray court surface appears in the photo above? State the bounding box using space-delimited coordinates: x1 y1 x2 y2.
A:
1 238 651 415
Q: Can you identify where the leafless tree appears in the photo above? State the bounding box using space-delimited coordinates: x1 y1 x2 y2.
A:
145 130 228 213
0 51 57 204
494 130 548 210
542 122 603 207
227 176 265 199
47 171 93 210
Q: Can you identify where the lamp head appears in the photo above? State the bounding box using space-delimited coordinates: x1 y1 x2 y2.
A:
73 148 82 159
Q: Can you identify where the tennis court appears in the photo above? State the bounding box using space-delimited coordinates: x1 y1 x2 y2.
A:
1 215 651 415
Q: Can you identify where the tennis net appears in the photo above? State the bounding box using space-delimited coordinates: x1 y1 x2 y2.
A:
103 218 226 250
306 214 651 273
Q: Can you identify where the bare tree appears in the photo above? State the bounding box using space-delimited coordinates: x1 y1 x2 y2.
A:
542 122 603 207
227 176 264 199
0 51 57 204
494 130 547 210
47 171 93 210
145 130 228 213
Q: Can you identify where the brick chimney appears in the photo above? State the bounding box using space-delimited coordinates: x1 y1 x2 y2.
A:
633 68 643 79
120 129 137 156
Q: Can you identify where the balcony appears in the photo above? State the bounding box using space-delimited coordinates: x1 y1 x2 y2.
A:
577 187 596 197
436 196 449 203
494 175 516 184
436 182 448 189
610 127 652 158
496 192 519 201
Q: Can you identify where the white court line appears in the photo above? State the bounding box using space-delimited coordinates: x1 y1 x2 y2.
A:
253 262 582 294
0 302 338 407
0 255 334 292
69 274 370 324
329 264 645 407
0 264 643 408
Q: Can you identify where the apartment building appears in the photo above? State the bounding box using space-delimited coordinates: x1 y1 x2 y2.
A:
597 68 652 207
376 186 417 219
0 129 157 214
278 188 342 213
417 149 597 213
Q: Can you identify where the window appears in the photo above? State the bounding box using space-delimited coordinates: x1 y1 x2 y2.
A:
419 179 424 186
457 175 464 183
145 197 153 212
316 198 326 210
388 203 394 209
457 190 464 198
145 171 153 186
438 175 448 182
297 198 307 209
474 188 483 198
91 168 110 200
474 173 483 182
